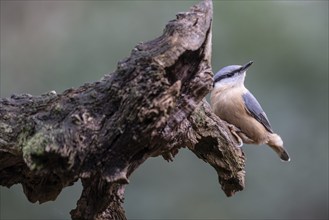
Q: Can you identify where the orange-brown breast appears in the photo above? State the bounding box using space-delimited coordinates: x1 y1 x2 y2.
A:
210 87 269 144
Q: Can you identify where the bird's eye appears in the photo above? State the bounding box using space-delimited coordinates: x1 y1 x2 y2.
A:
226 72 234 78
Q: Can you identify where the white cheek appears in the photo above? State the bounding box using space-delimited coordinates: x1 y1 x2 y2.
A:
214 82 225 89
214 81 233 89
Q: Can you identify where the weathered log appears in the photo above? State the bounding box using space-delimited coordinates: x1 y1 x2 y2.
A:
0 1 245 219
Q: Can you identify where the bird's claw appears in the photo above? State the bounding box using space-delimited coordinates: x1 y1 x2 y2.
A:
228 124 244 148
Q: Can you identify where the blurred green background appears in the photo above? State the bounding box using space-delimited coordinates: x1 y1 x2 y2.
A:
0 0 328 219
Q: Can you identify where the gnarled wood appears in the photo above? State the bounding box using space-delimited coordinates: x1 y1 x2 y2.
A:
0 1 245 219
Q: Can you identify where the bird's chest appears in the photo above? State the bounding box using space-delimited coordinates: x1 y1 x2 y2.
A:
210 87 245 121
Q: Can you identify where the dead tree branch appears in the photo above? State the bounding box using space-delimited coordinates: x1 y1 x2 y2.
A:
0 1 245 219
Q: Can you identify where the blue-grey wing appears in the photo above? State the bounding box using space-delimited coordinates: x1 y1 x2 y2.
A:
242 91 273 133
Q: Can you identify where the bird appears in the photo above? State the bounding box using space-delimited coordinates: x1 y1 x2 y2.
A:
210 61 290 161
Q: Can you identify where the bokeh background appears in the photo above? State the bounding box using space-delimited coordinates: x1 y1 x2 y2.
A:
0 0 328 219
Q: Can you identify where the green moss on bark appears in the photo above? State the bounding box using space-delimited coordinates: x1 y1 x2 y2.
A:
22 132 53 170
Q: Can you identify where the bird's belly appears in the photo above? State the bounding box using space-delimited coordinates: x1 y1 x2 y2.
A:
211 90 268 143
238 115 269 143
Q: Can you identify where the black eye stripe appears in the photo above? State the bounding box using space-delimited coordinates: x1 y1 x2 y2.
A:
229 68 241 76
227 72 235 77
214 67 244 85
214 70 240 83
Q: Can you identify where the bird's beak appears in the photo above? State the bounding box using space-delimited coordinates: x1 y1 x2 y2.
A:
241 61 253 72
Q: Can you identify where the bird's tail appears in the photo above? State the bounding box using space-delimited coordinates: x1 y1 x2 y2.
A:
267 133 290 162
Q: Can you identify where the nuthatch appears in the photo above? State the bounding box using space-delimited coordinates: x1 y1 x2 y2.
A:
210 61 290 161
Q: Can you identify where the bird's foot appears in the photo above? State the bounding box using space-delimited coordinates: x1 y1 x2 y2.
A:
228 124 243 148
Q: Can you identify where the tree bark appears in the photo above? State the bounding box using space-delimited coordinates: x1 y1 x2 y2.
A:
0 0 245 219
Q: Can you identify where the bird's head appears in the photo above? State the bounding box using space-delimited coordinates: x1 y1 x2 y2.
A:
213 61 253 88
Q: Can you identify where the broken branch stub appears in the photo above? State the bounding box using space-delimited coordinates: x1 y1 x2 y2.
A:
0 0 245 219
